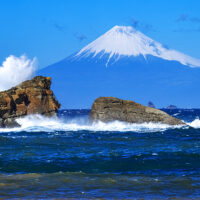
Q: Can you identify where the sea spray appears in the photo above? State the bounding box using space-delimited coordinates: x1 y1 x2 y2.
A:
187 118 200 128
0 114 186 133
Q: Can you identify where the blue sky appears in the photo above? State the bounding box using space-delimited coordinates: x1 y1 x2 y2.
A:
0 0 200 68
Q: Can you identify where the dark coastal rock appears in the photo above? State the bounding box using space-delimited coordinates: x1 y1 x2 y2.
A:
90 97 185 125
0 76 60 128
0 118 3 127
148 101 155 108
166 105 178 109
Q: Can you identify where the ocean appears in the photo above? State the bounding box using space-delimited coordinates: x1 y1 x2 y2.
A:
0 109 200 199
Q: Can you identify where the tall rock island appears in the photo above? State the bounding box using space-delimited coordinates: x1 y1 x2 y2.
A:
0 76 60 128
90 97 185 125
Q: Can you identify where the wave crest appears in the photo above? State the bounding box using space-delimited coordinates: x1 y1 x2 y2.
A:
0 114 187 133
187 118 200 128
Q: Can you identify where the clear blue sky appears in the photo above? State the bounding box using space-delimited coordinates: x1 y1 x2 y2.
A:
0 0 200 68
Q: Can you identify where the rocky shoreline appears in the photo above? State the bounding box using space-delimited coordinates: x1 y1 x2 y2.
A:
0 77 185 128
90 97 185 125
0 76 60 128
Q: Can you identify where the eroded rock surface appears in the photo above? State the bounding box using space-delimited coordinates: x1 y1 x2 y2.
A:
0 76 60 127
90 97 185 125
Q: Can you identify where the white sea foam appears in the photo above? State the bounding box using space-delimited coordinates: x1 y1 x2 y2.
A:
187 118 200 128
0 114 187 133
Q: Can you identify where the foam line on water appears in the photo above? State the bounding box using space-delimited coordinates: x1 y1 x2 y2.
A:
0 114 187 133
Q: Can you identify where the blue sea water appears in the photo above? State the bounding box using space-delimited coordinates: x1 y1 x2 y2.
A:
0 109 200 199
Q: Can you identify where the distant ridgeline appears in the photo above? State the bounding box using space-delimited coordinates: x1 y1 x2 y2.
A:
39 26 200 108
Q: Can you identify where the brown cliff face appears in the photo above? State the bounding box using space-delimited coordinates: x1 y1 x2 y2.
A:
90 97 185 125
0 76 60 127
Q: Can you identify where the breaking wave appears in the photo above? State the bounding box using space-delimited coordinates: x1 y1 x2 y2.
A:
0 114 189 133
187 118 200 128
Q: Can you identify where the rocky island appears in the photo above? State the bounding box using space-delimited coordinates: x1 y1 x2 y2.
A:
90 97 185 125
0 76 60 128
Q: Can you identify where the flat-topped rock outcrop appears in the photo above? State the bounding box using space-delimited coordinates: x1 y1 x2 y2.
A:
0 76 60 127
90 97 185 125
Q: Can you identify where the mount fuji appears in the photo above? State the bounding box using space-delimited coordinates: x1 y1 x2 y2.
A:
40 26 200 108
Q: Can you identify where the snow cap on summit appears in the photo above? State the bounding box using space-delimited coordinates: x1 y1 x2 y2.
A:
75 25 200 67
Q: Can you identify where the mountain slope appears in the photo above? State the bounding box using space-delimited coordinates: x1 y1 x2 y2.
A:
39 26 200 108
74 26 200 67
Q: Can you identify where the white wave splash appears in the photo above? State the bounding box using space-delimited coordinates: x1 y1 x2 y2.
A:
0 114 186 133
187 118 200 128
0 55 37 91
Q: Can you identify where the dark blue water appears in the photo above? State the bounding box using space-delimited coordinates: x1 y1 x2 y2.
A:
0 109 200 199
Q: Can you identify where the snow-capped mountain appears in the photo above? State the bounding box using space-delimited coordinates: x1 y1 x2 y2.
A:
74 26 200 67
40 26 200 108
